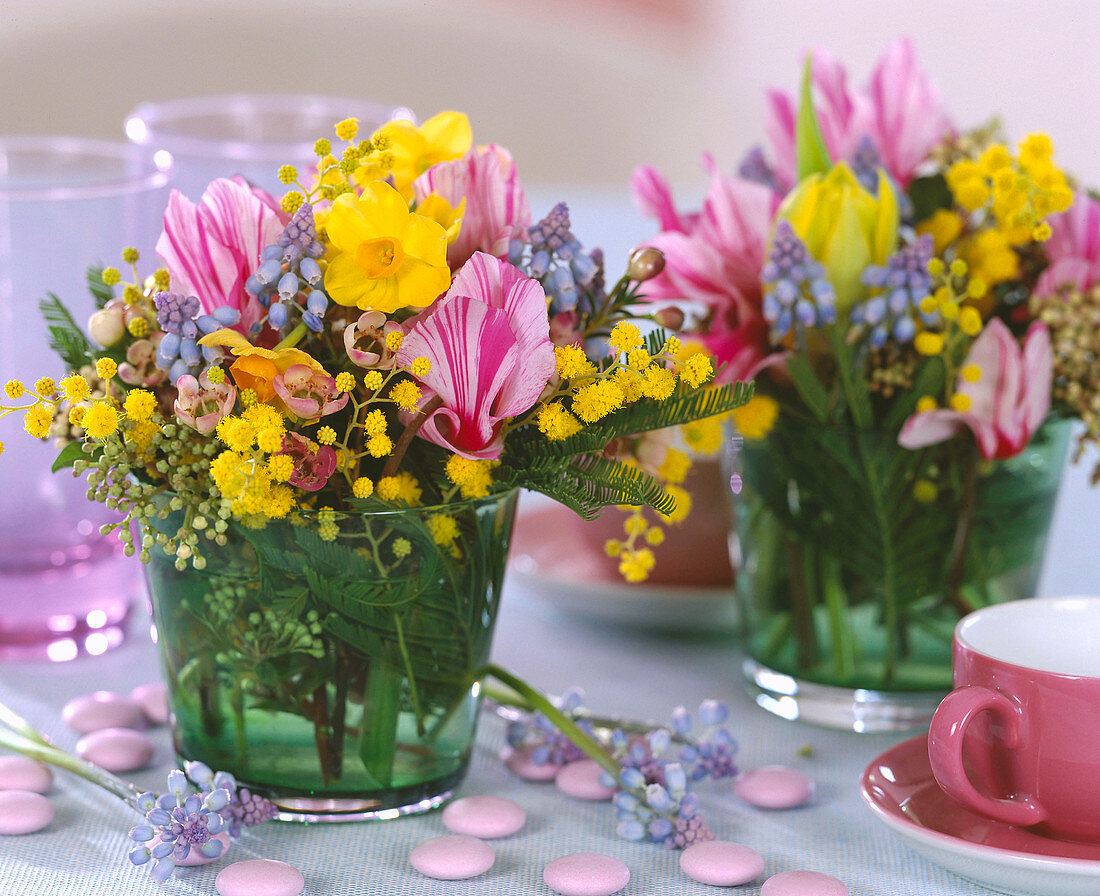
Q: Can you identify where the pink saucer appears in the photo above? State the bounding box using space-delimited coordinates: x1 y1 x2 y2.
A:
861 735 1100 896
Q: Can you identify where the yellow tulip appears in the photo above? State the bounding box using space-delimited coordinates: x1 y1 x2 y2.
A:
778 162 899 316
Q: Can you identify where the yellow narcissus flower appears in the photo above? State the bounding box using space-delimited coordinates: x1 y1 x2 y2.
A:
778 161 899 317
323 181 450 314
363 111 473 199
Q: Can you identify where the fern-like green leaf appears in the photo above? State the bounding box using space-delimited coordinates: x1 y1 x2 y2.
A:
39 294 93 373
86 266 113 310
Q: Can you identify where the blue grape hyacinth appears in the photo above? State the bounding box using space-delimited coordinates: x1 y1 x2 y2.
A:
761 220 837 340
153 292 239 383
246 202 329 335
851 233 936 349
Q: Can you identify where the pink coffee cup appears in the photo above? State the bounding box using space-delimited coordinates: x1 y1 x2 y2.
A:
928 596 1100 842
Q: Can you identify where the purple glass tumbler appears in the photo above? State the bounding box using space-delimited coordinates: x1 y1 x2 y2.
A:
0 137 172 660
124 94 411 200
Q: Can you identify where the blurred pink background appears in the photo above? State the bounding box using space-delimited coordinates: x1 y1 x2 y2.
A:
3 0 1098 190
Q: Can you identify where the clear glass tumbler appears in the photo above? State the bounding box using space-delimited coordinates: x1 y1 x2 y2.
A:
124 94 412 200
0 137 172 660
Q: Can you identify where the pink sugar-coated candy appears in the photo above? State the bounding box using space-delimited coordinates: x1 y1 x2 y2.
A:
734 766 815 810
441 795 526 838
409 834 495 880
555 759 616 801
177 831 232 867
679 840 765 886
216 859 305 896
543 852 630 896
501 745 561 782
76 727 154 773
130 682 170 726
0 790 54 835
62 691 144 734
0 757 53 794
761 869 849 896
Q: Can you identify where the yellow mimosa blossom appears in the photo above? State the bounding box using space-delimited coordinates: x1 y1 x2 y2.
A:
323 181 450 313
731 394 778 441
23 403 52 439
536 403 583 440
82 403 120 440
444 455 496 499
362 111 473 199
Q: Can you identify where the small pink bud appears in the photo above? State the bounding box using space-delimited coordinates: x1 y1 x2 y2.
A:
88 308 126 347
653 306 686 331
626 246 665 282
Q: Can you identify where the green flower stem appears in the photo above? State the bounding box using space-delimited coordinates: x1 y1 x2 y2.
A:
273 322 309 352
0 702 49 746
380 394 444 480
821 553 856 680
482 664 620 779
0 727 139 805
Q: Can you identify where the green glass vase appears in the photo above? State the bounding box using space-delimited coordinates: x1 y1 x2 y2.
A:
145 490 519 821
731 418 1071 731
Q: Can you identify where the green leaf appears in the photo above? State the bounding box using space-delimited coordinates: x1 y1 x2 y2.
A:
830 327 873 429
908 174 953 224
796 57 832 180
51 440 90 473
86 266 114 310
885 356 946 432
785 356 831 424
39 293 93 373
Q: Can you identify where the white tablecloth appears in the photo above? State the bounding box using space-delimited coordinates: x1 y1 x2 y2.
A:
1 452 1098 896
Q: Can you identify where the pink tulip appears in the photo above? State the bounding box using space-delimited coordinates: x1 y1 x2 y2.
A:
1034 192 1100 298
761 38 952 191
156 177 288 336
631 155 778 382
898 319 1052 460
396 252 555 460
272 365 349 421
413 144 531 270
278 431 337 492
173 371 236 435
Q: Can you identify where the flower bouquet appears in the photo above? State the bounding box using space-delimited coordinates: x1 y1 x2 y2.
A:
0 110 749 815
632 39 1097 729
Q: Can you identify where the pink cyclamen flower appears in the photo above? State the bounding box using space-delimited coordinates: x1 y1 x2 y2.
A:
279 431 337 492
1034 192 1100 298
631 155 778 382
174 371 236 435
396 252 556 460
898 319 1052 460
762 38 952 192
272 365 349 421
156 176 288 336
413 144 531 270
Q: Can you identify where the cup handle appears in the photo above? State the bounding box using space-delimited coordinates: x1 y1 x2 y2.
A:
927 685 1046 827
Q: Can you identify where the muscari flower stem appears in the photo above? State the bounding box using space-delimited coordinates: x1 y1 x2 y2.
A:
0 725 140 805
482 664 621 778
273 321 309 352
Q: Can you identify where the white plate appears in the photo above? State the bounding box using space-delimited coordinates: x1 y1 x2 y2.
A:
508 503 739 633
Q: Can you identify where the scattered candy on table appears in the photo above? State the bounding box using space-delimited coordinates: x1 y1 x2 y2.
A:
761 869 849 896
0 790 54 835
409 834 496 880
555 759 617 801
76 727 155 773
215 859 305 896
542 852 631 896
61 691 144 734
441 795 526 839
734 766 815 810
130 682 170 725
501 745 561 781
0 756 52 794
679 840 766 886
